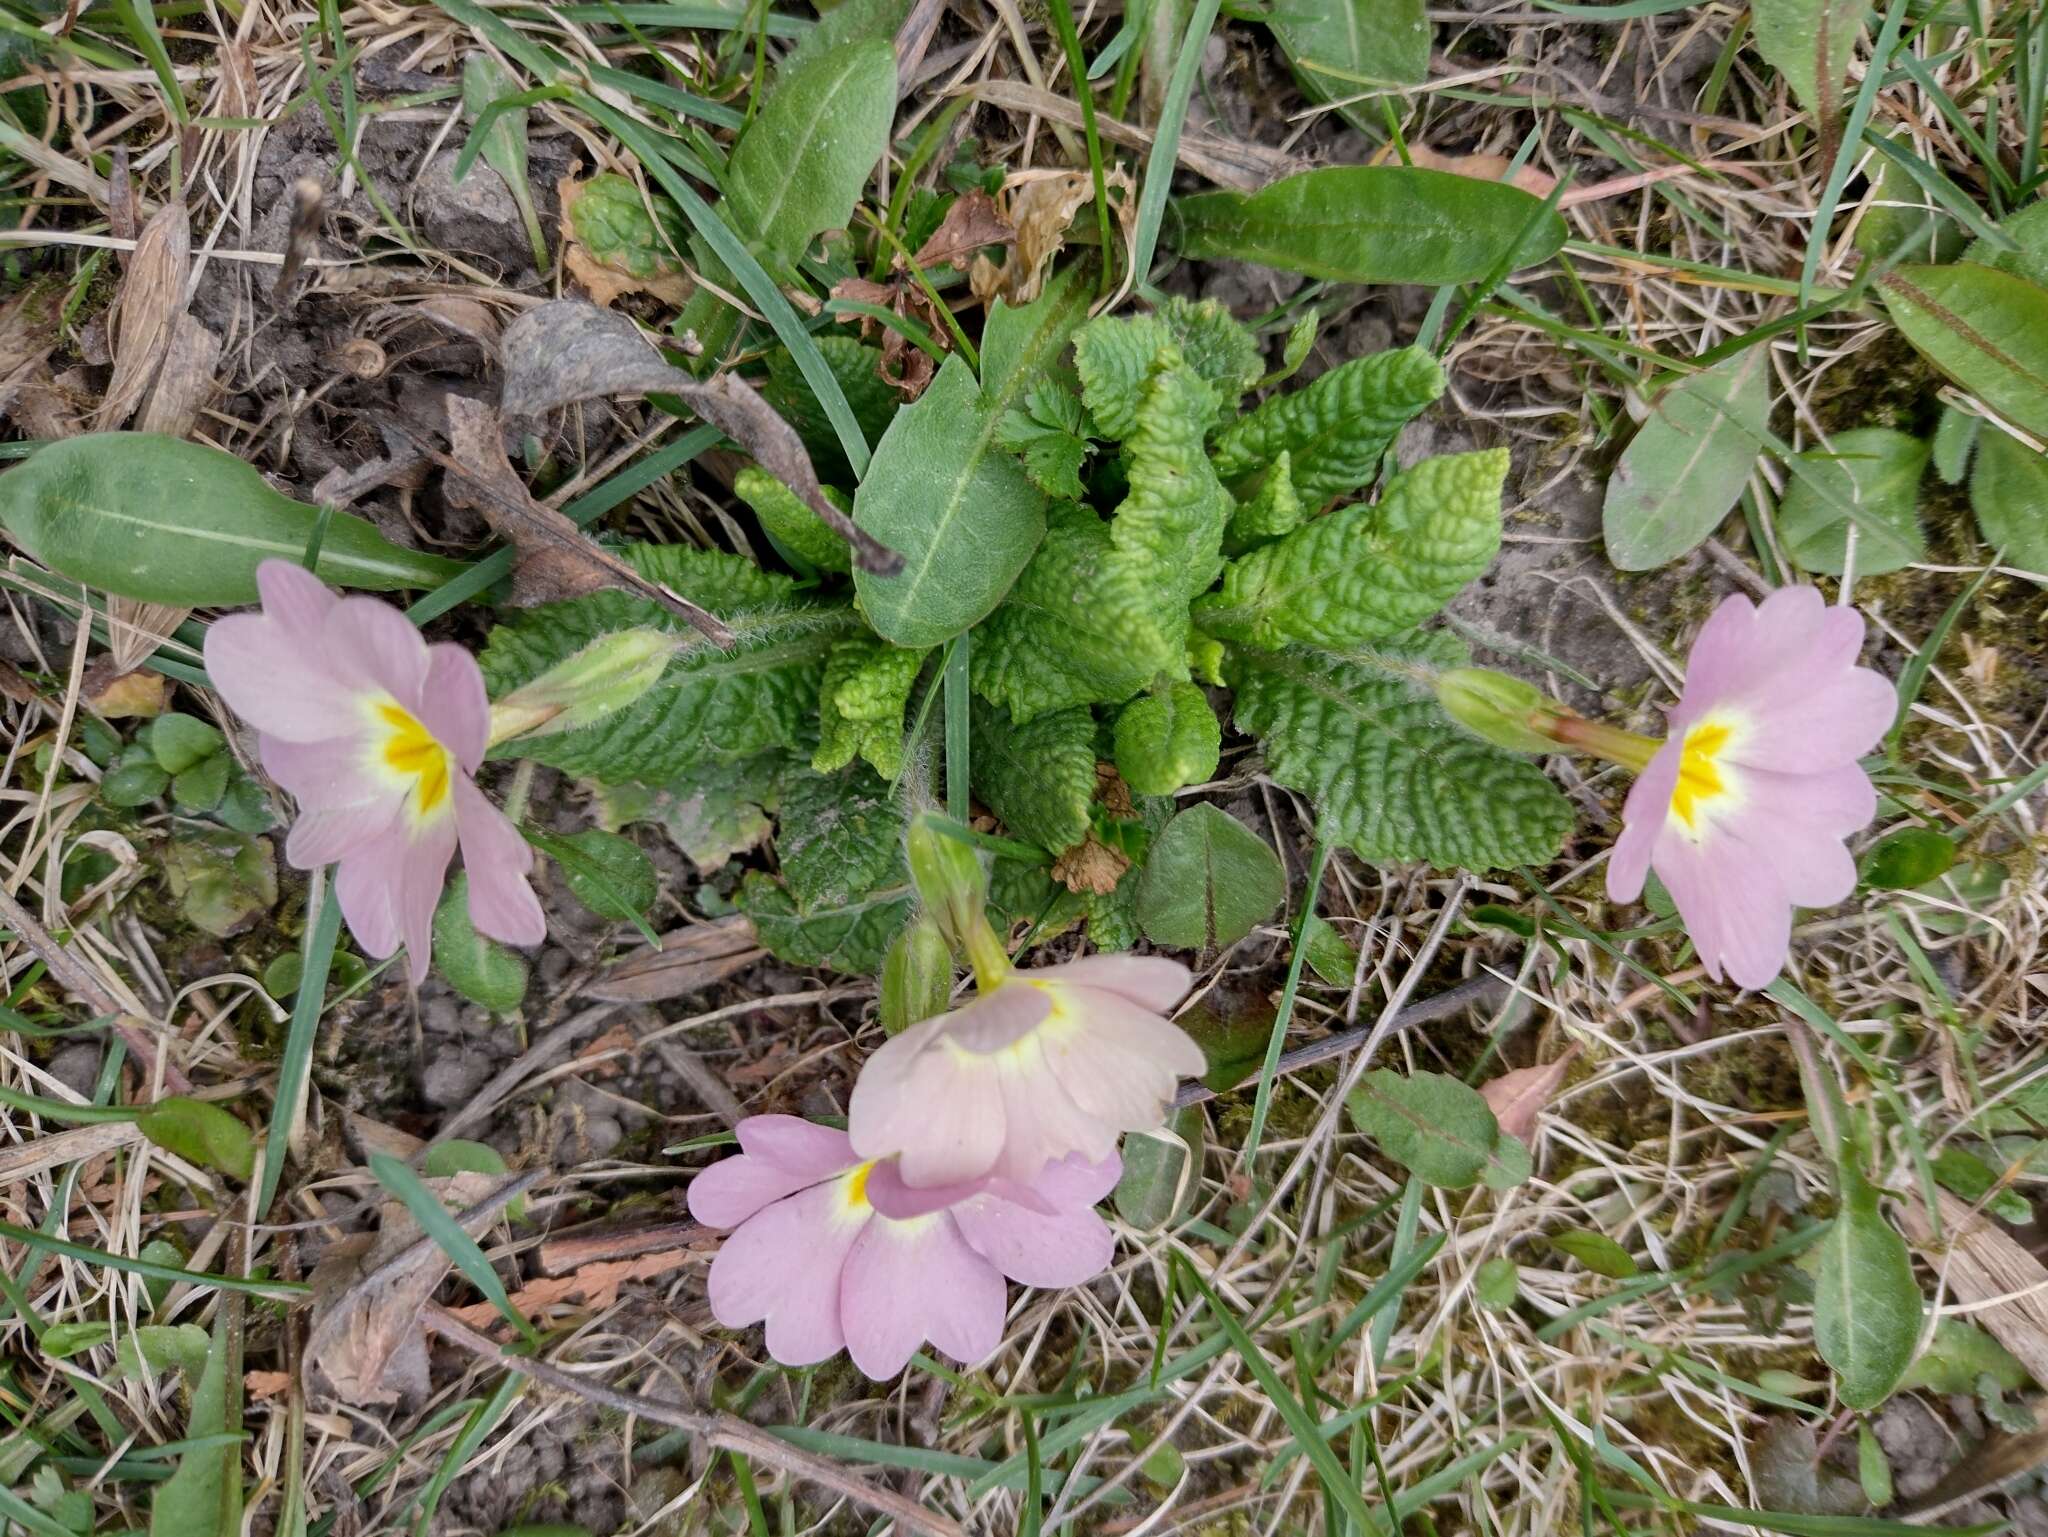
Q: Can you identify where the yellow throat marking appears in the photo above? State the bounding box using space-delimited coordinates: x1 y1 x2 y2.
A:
375 702 453 820
1669 719 1733 830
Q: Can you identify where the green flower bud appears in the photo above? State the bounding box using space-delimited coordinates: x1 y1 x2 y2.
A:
879 912 955 1035
1434 667 1558 755
906 813 1009 989
488 629 680 746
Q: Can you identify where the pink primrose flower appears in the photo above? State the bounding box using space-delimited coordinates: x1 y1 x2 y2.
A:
1606 586 1892 989
203 560 544 982
847 954 1204 1188
687 1116 1120 1379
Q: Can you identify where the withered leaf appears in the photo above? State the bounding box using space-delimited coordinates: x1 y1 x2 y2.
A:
99 201 190 429
829 274 939 398
912 189 1014 273
303 1169 522 1408
584 915 764 1003
1478 1044 1581 1142
1052 836 1130 896
497 300 902 575
440 392 733 642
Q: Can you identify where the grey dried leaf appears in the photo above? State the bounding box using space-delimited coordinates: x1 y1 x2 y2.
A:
303 1169 510 1408
136 312 221 438
585 916 765 1003
497 300 903 575
99 201 191 429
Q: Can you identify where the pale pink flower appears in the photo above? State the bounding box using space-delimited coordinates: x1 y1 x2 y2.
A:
1607 586 1893 990
848 955 1204 1188
687 1116 1119 1379
204 560 544 982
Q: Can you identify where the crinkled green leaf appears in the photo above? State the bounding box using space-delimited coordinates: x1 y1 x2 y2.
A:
162 827 276 939
734 465 851 572
979 260 1095 402
1210 346 1443 504
1965 199 2048 286
853 353 1049 647
590 755 786 875
975 351 1230 721
481 545 856 783
999 410 1092 501
1224 451 1304 551
1901 1316 2028 1394
735 770 910 974
1136 803 1285 950
1071 301 1258 443
1228 638 1572 869
761 334 902 481
814 635 925 778
970 699 1096 853
776 767 907 910
1199 448 1505 651
567 172 686 280
1113 682 1221 796
433 874 530 1012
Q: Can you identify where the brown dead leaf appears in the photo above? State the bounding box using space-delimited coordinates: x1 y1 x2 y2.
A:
497 300 901 575
136 312 220 437
1094 762 1135 820
99 202 191 429
87 667 166 719
303 1169 520 1408
244 1370 291 1400
1053 837 1130 896
1388 145 1558 199
1478 1043 1582 1142
830 274 940 398
446 1248 691 1331
557 176 692 309
573 1021 639 1077
913 189 1014 273
1900 1188 2048 1386
972 168 1137 306
585 915 764 1003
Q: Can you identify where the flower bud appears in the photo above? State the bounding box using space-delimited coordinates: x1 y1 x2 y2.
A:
1434 667 1558 755
878 912 954 1035
488 629 680 746
905 813 1009 989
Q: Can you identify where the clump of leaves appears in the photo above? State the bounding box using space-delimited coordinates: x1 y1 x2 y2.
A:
481 293 1571 975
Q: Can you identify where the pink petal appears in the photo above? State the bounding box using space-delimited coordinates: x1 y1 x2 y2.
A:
1038 991 1205 1133
420 643 490 772
332 818 456 983
255 560 339 642
1717 665 1895 774
952 1192 1116 1289
991 1062 1122 1183
260 734 380 812
284 798 403 869
325 596 433 716
1029 1151 1123 1208
839 1213 1005 1378
1608 742 1682 902
453 778 543 946
848 1012 1008 1186
944 982 1055 1052
204 613 364 742
689 1122 857 1229
1043 954 1192 1013
1653 830 1792 990
863 1162 997 1219
1674 588 1829 717
706 1180 865 1367
735 1116 860 1180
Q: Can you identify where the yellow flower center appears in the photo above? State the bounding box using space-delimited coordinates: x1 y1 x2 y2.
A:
373 701 453 822
843 1160 874 1211
1669 719 1734 831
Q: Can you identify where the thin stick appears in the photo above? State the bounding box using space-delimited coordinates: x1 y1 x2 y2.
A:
423 1306 965 1537
1174 976 1508 1109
